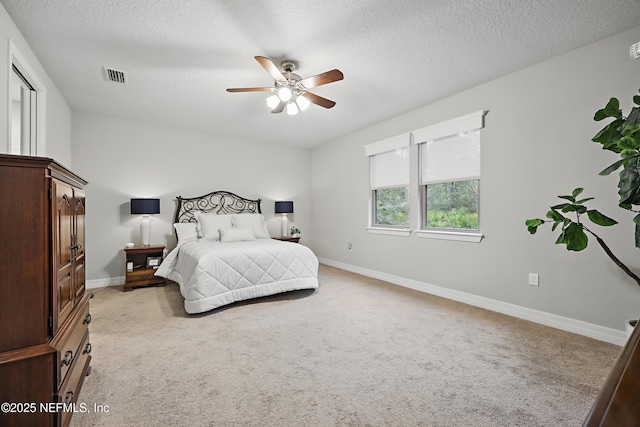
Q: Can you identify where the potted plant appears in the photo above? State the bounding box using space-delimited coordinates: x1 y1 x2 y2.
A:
290 226 300 237
525 89 640 336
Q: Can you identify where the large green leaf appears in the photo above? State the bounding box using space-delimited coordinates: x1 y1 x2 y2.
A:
603 97 622 118
561 223 588 251
619 135 640 150
592 119 624 152
626 106 640 127
586 209 618 226
599 158 627 176
562 204 587 214
594 98 621 121
546 209 565 221
618 157 640 206
575 197 594 204
634 95 640 106
525 218 544 234
621 117 640 135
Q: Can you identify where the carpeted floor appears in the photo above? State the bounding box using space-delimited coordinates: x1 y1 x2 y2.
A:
70 265 620 427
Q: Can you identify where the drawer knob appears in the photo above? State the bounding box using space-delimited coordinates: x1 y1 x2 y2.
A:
83 313 92 325
64 391 74 404
83 343 92 355
62 350 74 367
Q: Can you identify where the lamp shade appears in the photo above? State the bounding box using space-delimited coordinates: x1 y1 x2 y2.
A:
274 201 294 214
131 198 160 215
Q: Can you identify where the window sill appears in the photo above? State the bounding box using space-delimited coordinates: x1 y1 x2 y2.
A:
415 229 483 243
367 227 411 237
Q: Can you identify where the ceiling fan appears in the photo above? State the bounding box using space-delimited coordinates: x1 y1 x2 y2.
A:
226 56 344 115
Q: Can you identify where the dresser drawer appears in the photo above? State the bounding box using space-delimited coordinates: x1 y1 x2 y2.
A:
56 330 91 427
51 295 91 387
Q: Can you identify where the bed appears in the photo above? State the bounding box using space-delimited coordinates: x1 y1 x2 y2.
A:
154 191 319 314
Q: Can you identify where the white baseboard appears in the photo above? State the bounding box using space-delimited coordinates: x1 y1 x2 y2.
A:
86 276 124 289
318 257 626 346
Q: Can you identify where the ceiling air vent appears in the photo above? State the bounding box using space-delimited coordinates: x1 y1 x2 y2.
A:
103 66 127 84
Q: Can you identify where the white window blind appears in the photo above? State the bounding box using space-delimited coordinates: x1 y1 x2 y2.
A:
420 131 480 184
365 133 410 189
413 110 486 184
371 147 410 189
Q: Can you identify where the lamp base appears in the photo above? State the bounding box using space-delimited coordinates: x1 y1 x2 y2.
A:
281 213 288 237
141 215 151 246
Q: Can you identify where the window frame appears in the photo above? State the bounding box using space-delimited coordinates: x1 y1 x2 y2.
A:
413 111 486 243
365 133 411 236
6 40 46 156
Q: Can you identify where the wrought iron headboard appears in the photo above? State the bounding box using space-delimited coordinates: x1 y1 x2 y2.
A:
174 190 262 224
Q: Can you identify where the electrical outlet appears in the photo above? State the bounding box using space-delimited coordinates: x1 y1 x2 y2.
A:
347 242 353 252
528 273 539 287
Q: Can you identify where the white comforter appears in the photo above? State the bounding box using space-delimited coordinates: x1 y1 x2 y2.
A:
155 239 319 314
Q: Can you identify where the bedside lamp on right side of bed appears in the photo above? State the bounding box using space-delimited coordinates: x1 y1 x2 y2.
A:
131 198 160 247
275 201 294 238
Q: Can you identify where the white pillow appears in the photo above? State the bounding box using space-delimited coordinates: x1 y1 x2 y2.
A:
220 227 256 243
232 214 270 239
174 222 198 244
195 212 233 241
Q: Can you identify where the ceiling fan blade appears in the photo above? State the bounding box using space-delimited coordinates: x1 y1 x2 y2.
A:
226 87 274 93
255 56 287 83
302 92 336 109
299 69 344 89
271 101 286 114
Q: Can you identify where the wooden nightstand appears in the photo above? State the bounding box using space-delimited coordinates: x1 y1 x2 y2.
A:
123 245 166 291
273 236 300 243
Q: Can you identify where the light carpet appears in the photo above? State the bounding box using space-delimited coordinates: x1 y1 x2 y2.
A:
70 265 620 427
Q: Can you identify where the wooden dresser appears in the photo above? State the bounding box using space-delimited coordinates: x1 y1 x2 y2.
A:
0 154 92 427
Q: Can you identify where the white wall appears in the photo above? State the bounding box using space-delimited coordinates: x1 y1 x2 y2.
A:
0 3 72 165
310 26 640 332
71 112 312 282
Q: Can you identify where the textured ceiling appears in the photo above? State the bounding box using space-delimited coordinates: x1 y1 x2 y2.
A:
2 0 640 149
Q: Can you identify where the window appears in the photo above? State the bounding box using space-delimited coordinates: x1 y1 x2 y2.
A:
7 40 44 156
365 134 410 235
10 65 37 155
422 130 480 230
414 111 486 242
372 152 409 227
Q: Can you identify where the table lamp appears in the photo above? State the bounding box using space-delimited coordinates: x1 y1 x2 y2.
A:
274 201 294 237
131 198 160 246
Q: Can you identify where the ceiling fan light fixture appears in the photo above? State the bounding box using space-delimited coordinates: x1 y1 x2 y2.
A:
266 95 280 109
277 86 292 102
296 94 310 111
286 101 299 116
227 56 343 115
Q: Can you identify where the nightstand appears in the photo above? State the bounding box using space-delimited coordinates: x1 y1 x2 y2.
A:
123 245 166 291
273 236 300 243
